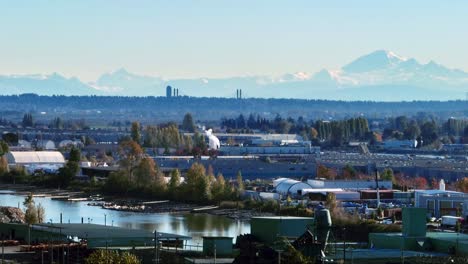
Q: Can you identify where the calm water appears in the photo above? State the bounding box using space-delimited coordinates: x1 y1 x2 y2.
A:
0 192 250 246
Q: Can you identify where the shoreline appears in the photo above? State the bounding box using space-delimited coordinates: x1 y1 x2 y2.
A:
0 183 271 221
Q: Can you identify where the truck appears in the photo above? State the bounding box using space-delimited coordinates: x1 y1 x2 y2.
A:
441 215 464 227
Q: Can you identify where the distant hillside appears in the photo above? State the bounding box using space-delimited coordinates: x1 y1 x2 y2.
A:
0 94 465 122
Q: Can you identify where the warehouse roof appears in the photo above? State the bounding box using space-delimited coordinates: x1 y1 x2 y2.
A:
7 151 65 164
32 223 191 248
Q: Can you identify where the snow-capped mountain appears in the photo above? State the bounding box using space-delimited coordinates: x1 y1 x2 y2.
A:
91 68 165 96
0 72 101 96
0 50 467 100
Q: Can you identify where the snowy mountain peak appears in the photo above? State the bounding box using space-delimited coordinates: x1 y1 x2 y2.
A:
342 50 407 73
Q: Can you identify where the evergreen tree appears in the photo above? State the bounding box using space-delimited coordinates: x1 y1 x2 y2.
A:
22 113 33 127
182 113 196 132
131 121 141 144
236 171 244 192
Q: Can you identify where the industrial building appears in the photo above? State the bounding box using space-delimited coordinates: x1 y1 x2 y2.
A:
369 208 468 256
414 182 468 218
6 151 65 167
155 156 317 179
6 151 65 173
274 177 396 201
274 178 313 197
250 216 315 244
35 139 56 150
307 179 392 191
220 141 319 155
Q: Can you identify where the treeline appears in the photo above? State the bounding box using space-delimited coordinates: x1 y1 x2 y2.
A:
383 116 468 145
222 113 468 147
104 139 241 203
132 118 209 156
221 114 371 146
0 94 466 121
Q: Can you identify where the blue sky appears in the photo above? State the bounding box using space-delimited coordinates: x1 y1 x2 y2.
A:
1 1 467 81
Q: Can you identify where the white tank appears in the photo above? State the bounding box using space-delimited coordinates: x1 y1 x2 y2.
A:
439 179 445 191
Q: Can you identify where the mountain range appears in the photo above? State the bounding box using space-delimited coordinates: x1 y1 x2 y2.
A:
0 50 467 101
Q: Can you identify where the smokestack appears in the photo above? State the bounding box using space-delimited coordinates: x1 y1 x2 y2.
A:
176 89 179 97
239 89 242 99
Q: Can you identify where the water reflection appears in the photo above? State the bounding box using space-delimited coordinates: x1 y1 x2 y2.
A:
0 193 250 245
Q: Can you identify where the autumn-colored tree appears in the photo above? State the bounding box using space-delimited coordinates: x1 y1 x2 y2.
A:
185 163 211 202
23 194 45 225
317 164 335 180
342 164 356 180
211 173 227 202
168 169 181 199
236 171 244 192
85 250 140 264
134 157 157 188
119 140 144 181
455 178 468 193
310 127 318 139
430 178 440 190
131 121 141 144
381 168 394 182
413 177 428 190
325 193 337 214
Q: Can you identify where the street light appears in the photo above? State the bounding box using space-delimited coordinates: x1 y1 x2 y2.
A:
104 214 107 226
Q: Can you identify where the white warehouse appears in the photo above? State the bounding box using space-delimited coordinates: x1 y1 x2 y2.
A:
6 151 66 173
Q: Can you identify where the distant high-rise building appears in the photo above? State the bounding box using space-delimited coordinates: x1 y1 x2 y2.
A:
166 86 172 97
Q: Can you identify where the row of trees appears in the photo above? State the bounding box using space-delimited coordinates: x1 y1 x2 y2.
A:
129 120 209 156
385 116 468 145
316 163 467 192
21 113 90 130
221 114 371 146
104 136 242 203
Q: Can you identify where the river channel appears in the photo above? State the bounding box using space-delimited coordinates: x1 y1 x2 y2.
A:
0 192 250 246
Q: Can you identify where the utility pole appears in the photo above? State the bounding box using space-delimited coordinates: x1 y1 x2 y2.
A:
343 228 346 263
375 166 380 208
2 233 4 264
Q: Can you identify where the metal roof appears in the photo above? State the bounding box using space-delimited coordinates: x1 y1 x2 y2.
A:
32 223 191 248
7 151 65 164
33 223 190 240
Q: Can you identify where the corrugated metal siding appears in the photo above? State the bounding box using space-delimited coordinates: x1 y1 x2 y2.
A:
7 151 66 164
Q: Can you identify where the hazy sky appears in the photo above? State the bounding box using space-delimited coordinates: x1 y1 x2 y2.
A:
1 1 467 81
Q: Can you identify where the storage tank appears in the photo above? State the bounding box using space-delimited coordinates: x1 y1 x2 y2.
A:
315 208 332 228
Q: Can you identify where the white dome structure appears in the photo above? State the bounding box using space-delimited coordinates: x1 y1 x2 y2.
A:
205 129 220 150
273 178 289 188
275 178 312 197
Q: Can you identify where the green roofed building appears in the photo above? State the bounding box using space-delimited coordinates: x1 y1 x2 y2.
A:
369 207 468 256
0 223 191 248
202 237 233 256
251 216 314 244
